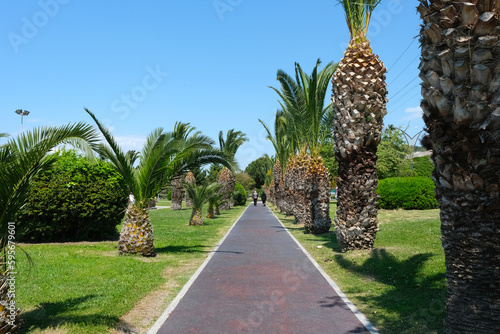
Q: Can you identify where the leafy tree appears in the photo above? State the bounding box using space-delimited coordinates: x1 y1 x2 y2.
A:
18 150 128 242
245 156 272 189
377 125 411 180
320 141 338 179
232 183 248 206
235 172 256 192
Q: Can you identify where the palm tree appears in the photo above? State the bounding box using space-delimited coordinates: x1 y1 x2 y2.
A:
184 182 221 225
85 109 229 256
217 129 248 210
269 59 337 233
259 111 291 212
206 190 223 219
0 123 99 333
417 1 500 332
169 123 208 211
331 0 387 251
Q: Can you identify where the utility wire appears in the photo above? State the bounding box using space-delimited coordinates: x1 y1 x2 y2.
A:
387 38 417 73
389 92 421 113
388 77 419 100
388 55 420 86
388 82 420 106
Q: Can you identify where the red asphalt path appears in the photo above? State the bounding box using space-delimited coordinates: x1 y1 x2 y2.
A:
149 203 378 334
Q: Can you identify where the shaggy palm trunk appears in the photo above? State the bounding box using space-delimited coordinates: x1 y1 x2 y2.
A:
0 269 20 333
418 1 500 332
215 206 221 216
218 168 235 210
118 204 155 256
331 39 388 251
283 160 296 216
272 161 283 210
268 180 275 205
288 151 331 234
185 171 196 207
170 176 183 210
190 207 204 226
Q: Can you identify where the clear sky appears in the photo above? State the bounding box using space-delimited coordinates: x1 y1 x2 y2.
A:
1 0 423 169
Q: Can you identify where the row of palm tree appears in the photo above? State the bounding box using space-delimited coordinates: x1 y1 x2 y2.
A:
261 59 337 234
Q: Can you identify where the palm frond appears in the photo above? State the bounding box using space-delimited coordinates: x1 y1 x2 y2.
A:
337 0 382 42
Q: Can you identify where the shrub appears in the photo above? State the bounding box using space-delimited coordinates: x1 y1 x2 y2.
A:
167 190 172 200
233 183 247 206
377 177 438 210
17 150 128 242
412 156 434 178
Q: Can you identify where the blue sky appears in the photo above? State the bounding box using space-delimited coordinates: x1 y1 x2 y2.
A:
1 0 423 169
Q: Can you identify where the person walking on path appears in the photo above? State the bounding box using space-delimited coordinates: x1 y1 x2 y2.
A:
252 189 258 206
261 190 267 206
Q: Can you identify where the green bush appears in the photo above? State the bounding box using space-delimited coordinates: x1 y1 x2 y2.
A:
377 177 438 210
233 183 247 206
17 150 128 242
412 156 434 178
167 190 172 200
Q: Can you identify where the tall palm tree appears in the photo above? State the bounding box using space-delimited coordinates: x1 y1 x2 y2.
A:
269 59 337 233
217 129 248 210
0 123 99 333
331 0 387 251
184 182 221 225
417 1 500 332
85 109 229 256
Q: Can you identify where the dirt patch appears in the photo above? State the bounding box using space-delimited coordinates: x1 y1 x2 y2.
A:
111 261 200 334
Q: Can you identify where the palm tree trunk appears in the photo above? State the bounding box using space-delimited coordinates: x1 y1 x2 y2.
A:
118 204 155 257
418 1 500 332
331 39 387 251
171 176 183 210
206 204 215 219
283 161 296 216
190 207 204 226
185 171 196 207
218 168 235 210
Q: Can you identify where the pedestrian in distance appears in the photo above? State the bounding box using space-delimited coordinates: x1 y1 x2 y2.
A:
252 189 258 206
261 190 267 206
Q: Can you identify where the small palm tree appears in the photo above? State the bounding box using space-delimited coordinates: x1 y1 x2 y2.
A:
0 123 99 333
85 109 230 256
184 182 221 225
207 190 224 219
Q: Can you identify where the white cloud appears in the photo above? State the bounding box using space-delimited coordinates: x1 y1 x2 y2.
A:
403 106 423 120
115 136 146 151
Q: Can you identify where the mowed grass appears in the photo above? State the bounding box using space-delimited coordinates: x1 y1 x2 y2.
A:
16 204 248 334
274 203 446 334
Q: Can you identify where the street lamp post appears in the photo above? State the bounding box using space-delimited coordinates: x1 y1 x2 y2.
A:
15 109 30 133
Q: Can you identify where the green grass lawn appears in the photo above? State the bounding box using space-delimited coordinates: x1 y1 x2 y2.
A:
273 203 446 334
16 204 248 334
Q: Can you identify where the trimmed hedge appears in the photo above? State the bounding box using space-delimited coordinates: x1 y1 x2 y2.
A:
377 177 438 210
17 150 128 242
233 183 247 206
411 156 434 178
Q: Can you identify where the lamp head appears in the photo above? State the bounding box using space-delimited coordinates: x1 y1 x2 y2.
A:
15 109 23 115
22 111 30 116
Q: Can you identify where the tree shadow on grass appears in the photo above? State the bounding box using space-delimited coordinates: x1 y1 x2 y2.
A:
154 244 209 254
20 295 124 333
334 249 446 334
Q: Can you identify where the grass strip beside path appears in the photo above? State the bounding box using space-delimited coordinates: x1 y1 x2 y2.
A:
17 204 248 334
273 203 446 334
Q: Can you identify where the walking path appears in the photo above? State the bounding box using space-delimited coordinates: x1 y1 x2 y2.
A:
149 203 378 334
